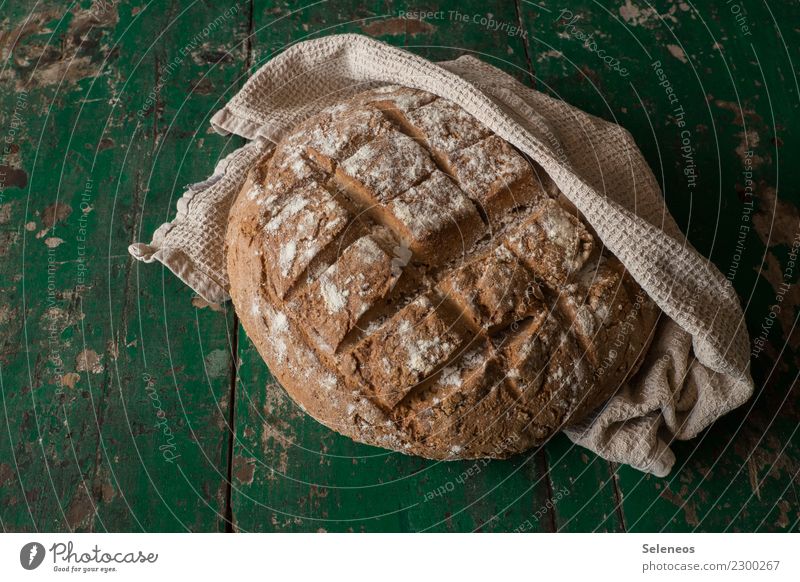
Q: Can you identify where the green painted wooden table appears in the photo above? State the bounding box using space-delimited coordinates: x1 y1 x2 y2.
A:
1 0 798 533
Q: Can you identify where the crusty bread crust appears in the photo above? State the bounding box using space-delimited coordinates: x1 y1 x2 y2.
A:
226 86 660 460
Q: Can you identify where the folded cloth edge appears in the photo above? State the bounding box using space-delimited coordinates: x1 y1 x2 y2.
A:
128 137 273 303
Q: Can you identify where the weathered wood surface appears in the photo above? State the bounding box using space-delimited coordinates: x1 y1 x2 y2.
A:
0 0 797 532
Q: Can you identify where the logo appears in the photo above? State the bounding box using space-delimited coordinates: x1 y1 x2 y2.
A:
20 542 46 570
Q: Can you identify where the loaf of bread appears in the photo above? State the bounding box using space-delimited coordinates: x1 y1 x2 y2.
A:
225 85 660 459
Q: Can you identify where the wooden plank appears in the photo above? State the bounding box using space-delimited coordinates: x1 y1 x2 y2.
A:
614 1 800 532
519 1 800 531
1 0 796 534
0 0 249 531
0 0 127 532
230 0 558 533
515 0 627 533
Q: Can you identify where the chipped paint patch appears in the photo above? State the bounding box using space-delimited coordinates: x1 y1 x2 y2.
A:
191 296 224 311
735 130 765 168
65 485 95 530
42 202 72 228
106 339 119 361
71 0 120 34
24 56 99 89
747 457 761 499
715 99 763 126
260 383 297 476
667 44 688 63
44 237 64 248
756 252 800 347
232 456 256 484
734 431 799 488
75 348 104 374
537 49 563 61
8 1 119 90
61 372 81 389
362 17 436 36
0 203 13 224
711 100 768 167
619 0 678 27
0 166 27 189
0 231 20 256
98 137 114 151
0 304 17 325
99 481 115 503
204 348 229 379
0 9 62 64
775 499 791 528
752 185 799 248
0 463 14 485
660 484 699 527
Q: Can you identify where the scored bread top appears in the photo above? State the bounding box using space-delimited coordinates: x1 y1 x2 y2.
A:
226 85 660 460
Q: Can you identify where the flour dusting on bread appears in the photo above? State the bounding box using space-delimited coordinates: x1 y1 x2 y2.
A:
225 85 660 459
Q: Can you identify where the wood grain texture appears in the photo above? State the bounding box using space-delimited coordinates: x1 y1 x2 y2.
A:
1 0 798 532
0 0 249 531
518 0 800 533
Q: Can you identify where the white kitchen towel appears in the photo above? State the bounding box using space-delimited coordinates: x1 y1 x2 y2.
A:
129 34 754 477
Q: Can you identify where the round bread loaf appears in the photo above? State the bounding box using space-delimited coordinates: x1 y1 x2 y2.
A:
226 85 660 459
